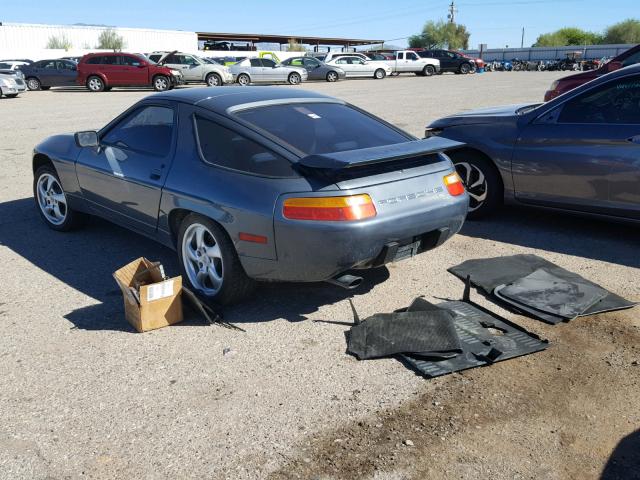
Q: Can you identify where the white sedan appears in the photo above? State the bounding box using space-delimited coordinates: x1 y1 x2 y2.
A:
325 56 392 79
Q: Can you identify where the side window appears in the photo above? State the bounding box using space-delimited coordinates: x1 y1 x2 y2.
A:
120 56 142 66
42 61 57 69
148 54 161 63
407 52 418 61
250 58 262 67
183 56 198 65
558 76 640 124
262 59 276 68
303 58 318 68
194 116 296 177
621 50 640 68
336 58 348 65
397 52 404 60
102 106 175 156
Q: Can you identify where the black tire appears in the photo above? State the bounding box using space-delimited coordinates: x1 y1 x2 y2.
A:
104 86 112 91
205 72 222 87
86 75 105 92
423 65 436 76
33 165 85 231
237 73 250 86
374 68 386 79
41 86 51 90
459 63 471 74
326 71 339 82
153 75 170 92
5 93 19 98
177 214 254 305
26 77 41 91
288 72 301 85
448 151 503 219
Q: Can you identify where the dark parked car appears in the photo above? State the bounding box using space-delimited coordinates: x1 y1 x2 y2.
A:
77 52 182 92
416 49 476 74
20 59 78 90
280 56 346 82
425 64 640 221
544 44 640 101
32 87 468 304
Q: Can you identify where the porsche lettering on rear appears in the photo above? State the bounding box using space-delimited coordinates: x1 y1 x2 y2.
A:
378 186 445 205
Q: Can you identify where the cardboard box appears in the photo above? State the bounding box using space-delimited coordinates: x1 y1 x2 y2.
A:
113 257 183 333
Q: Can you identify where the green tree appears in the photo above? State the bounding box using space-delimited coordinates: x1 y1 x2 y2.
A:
533 27 602 46
46 33 72 50
409 20 470 50
97 28 126 50
603 19 640 44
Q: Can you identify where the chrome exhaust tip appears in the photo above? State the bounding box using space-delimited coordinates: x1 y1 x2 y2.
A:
326 274 363 290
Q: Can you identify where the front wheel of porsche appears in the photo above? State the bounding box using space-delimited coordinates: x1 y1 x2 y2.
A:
178 214 254 305
34 165 85 231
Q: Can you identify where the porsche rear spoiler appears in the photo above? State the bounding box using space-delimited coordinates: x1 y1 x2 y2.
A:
297 137 465 170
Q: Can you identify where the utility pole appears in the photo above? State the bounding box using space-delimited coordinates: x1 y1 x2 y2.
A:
447 1 457 24
521 27 525 48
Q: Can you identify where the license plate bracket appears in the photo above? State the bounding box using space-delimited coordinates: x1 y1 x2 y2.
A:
393 240 421 262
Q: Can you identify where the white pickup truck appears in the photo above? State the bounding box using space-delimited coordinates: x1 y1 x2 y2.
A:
384 50 440 76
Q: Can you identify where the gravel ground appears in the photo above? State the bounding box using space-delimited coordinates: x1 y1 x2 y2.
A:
1 72 639 480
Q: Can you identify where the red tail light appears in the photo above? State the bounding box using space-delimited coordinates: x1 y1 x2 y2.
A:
443 172 465 196
283 194 377 221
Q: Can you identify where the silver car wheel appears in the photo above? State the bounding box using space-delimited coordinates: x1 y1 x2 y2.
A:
182 223 224 296
154 76 169 91
326 71 338 82
88 77 103 91
27 78 41 90
237 74 250 86
206 73 220 86
455 162 488 212
374 69 386 79
288 72 301 85
36 173 67 225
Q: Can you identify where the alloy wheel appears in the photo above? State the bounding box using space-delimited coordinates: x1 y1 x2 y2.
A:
88 77 103 91
327 71 338 82
181 223 224 296
27 78 41 90
207 74 220 86
154 76 169 91
289 73 301 85
238 74 250 86
36 173 67 225
455 162 488 212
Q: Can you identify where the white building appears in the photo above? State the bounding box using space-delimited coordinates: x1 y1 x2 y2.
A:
0 22 198 60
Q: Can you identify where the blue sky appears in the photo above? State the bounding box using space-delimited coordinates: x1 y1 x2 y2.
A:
2 0 637 48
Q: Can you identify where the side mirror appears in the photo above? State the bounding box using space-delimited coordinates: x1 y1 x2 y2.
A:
75 131 99 148
606 60 622 72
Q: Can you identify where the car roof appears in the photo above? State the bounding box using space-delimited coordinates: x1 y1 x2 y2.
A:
153 86 337 114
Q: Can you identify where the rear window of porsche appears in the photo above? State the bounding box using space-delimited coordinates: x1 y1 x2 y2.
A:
233 103 409 155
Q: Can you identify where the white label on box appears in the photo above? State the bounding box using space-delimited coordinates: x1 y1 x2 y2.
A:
146 280 174 302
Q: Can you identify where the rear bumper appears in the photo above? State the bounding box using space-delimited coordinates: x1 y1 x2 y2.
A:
240 194 468 282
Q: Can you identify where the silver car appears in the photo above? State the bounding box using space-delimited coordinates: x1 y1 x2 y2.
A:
325 56 392 79
0 73 23 97
229 57 308 85
148 51 233 86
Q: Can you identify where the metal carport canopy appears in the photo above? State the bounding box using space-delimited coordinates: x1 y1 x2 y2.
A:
197 32 383 46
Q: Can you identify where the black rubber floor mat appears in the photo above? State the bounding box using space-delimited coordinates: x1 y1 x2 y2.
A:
448 254 636 320
400 299 548 378
493 286 565 324
346 309 462 360
496 268 608 320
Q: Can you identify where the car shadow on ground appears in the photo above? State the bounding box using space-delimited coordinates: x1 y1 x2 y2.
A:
49 87 161 93
600 429 640 479
459 206 640 269
0 198 387 332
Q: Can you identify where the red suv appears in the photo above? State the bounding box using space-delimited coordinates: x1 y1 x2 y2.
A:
544 44 640 101
77 52 182 92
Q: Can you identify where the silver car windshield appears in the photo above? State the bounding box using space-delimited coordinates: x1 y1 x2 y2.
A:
234 103 409 155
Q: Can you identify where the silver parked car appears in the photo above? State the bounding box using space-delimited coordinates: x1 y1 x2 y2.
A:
325 56 392 79
148 51 233 86
0 73 23 97
280 56 346 82
229 57 308 85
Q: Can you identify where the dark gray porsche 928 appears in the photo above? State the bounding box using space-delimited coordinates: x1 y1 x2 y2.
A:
33 87 468 303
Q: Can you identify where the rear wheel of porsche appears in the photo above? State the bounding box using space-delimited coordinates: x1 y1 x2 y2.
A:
237 73 250 86
288 72 301 85
374 68 386 79
178 214 254 305
153 75 170 92
34 165 85 231
449 152 503 219
87 76 105 92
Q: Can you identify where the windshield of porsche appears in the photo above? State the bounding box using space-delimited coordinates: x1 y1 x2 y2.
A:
233 103 410 155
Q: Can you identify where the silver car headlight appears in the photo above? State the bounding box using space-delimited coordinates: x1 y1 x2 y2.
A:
0 78 12 87
170 69 181 76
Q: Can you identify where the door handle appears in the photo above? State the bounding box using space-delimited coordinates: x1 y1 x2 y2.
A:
150 168 162 180
627 135 640 145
